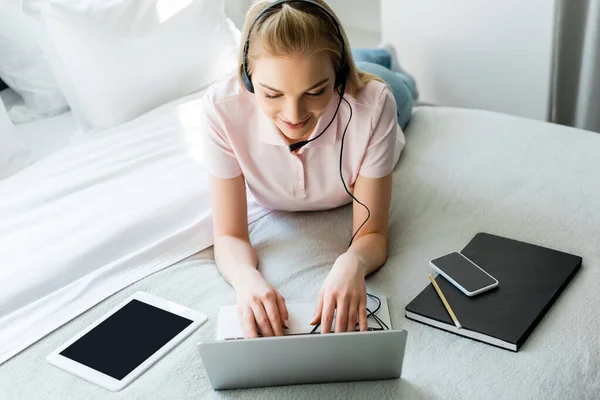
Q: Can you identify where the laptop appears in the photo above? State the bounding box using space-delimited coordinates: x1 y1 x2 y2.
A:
197 329 407 390
197 295 408 390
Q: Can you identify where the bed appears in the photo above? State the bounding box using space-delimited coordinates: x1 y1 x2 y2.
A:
1 103 599 399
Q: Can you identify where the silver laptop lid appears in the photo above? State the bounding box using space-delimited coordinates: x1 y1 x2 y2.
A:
197 329 408 390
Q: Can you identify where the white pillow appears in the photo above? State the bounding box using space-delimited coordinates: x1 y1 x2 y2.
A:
0 97 33 179
24 0 241 130
0 0 69 124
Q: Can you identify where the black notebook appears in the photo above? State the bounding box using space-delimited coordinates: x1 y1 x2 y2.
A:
405 232 582 351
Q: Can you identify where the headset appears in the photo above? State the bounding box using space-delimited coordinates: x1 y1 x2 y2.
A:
241 0 371 247
242 0 348 94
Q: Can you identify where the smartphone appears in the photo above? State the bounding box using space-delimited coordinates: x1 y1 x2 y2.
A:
429 252 498 296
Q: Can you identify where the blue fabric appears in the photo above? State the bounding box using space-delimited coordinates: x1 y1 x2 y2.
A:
352 49 414 129
352 48 393 69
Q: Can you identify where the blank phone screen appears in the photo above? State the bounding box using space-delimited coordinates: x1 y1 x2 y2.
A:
432 252 497 292
59 299 193 380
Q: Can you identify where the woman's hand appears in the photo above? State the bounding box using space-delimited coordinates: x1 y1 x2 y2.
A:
310 252 368 333
232 267 289 338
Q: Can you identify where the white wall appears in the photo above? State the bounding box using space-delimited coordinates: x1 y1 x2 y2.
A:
327 0 381 47
325 0 380 35
224 0 248 29
382 0 557 121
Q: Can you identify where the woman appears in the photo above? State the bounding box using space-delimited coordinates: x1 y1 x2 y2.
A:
201 0 416 338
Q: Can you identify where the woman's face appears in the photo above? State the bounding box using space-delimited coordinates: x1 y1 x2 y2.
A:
250 51 337 144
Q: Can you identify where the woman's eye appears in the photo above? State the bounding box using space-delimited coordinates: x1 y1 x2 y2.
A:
264 88 325 99
306 88 326 97
265 93 282 99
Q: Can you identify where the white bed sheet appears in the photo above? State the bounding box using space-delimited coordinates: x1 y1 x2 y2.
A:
2 86 211 163
0 88 271 365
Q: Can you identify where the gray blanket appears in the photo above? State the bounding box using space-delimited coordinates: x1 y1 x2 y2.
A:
2 106 600 399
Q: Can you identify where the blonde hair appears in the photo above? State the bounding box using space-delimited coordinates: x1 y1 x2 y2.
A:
238 0 383 96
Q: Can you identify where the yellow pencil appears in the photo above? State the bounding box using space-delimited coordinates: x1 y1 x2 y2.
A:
428 274 462 329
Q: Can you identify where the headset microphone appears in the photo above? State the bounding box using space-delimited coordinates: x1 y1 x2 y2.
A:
289 141 309 152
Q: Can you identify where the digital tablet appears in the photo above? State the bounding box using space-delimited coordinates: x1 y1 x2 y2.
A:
47 291 207 392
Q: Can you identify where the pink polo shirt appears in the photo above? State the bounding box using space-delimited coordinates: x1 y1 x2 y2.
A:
200 75 405 212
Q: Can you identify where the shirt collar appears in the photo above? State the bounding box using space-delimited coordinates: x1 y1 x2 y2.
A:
258 95 340 149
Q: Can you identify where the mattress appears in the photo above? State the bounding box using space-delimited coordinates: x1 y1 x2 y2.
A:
2 106 599 399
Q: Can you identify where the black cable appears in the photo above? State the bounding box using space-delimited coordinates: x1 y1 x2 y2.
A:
306 83 376 334
338 96 371 247
310 293 388 333
367 292 381 313
291 86 371 247
289 85 346 152
364 293 388 330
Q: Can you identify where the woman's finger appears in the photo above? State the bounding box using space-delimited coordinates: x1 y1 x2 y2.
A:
251 301 274 337
358 299 368 332
276 293 289 329
263 295 284 336
240 306 259 338
320 294 335 334
334 294 350 333
310 290 324 326
346 298 359 332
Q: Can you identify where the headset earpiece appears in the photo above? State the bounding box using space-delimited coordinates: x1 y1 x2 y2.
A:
335 59 349 90
242 39 254 93
242 68 254 93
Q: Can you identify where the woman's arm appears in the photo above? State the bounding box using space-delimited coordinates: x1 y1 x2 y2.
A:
210 174 257 285
346 172 393 274
210 174 289 338
311 172 393 333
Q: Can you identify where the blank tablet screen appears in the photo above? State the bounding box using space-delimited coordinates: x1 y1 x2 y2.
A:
59 299 193 380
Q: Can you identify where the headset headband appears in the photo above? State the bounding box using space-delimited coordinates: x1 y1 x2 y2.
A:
241 0 348 93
